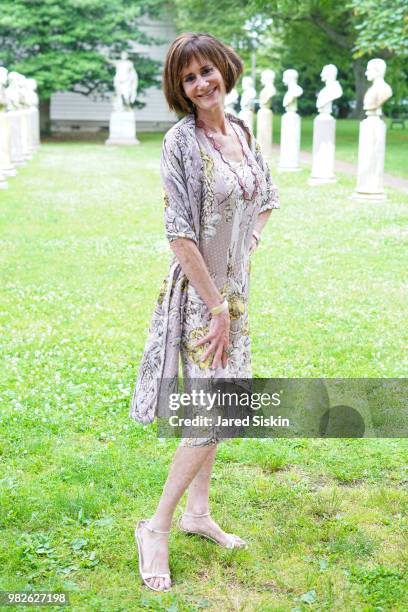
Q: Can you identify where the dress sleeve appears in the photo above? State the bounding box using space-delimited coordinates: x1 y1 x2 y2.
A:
253 139 280 214
160 130 198 245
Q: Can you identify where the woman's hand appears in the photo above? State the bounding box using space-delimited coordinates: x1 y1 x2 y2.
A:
249 235 259 255
195 309 230 370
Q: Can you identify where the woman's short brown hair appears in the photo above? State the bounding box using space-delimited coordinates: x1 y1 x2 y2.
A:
163 32 244 116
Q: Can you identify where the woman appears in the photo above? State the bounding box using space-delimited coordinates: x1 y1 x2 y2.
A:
131 32 280 592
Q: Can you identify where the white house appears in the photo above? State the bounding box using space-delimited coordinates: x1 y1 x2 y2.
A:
50 14 178 133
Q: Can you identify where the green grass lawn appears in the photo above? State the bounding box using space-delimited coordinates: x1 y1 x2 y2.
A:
272 116 408 179
1 136 407 611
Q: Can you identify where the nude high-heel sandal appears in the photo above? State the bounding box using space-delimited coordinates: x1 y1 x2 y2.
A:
134 519 172 592
179 511 248 549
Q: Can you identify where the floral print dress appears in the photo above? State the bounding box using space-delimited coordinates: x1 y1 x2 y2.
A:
178 123 277 447
129 112 279 432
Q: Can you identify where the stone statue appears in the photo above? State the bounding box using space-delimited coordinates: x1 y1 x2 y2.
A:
225 87 239 115
13 73 32 159
363 58 393 117
19 76 33 110
24 78 40 150
0 67 10 186
352 58 393 200
308 64 343 185
316 64 343 115
5 71 24 110
0 67 8 112
106 51 139 145
259 69 276 108
0 166 7 190
5 72 27 165
282 69 303 113
279 69 303 171
240 76 256 112
109 51 138 112
25 78 39 108
256 69 276 158
238 76 256 131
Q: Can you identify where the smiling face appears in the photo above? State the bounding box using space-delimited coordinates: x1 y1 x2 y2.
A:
180 56 226 113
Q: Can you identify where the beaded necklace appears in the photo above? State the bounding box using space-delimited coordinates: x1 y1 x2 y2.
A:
196 117 260 201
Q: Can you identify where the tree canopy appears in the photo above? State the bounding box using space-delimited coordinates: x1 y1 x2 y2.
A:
173 0 408 117
350 0 408 58
0 0 164 103
1 0 406 122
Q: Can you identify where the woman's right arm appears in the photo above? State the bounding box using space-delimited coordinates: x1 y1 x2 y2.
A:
170 237 230 370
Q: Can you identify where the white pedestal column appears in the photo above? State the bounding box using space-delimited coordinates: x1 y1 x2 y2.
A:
351 115 387 200
105 111 139 145
9 110 25 167
0 168 8 189
20 110 32 161
238 110 254 133
32 108 40 148
308 113 337 185
256 107 273 158
26 108 37 156
278 111 301 171
0 113 17 177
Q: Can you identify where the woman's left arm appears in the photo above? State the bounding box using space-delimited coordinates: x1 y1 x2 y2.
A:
254 209 272 232
249 210 272 253
250 140 280 253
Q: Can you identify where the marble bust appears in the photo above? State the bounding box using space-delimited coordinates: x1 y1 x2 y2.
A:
5 71 24 110
109 51 138 112
259 69 276 108
17 75 31 109
282 69 303 112
316 64 343 115
363 58 393 117
0 67 8 112
225 87 239 114
25 78 39 108
240 76 256 112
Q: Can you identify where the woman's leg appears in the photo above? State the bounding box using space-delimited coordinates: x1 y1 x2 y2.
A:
185 443 217 514
182 443 247 548
137 443 216 591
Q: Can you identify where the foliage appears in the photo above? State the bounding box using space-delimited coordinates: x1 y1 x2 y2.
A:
265 18 356 117
174 0 252 55
173 0 408 114
173 0 358 113
349 0 408 111
350 0 408 58
0 0 163 102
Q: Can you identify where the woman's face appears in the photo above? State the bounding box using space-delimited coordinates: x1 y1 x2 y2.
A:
180 56 226 112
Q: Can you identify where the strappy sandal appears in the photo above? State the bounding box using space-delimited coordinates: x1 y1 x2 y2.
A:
134 519 172 592
179 511 248 549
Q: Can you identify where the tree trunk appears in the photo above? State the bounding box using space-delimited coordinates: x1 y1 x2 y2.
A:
350 57 368 119
39 98 51 135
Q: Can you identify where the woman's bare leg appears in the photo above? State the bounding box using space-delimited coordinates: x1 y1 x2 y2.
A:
137 443 216 591
185 444 217 514
182 443 247 548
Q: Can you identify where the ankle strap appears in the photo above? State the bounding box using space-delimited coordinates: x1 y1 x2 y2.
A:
183 511 210 517
145 521 170 534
